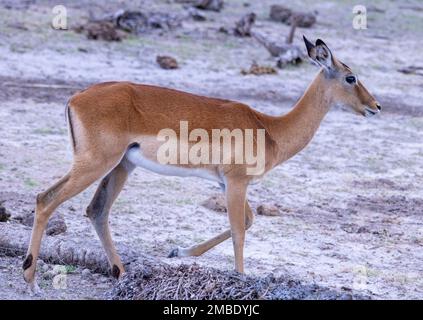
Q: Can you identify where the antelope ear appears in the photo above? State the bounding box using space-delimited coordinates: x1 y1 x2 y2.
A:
303 35 315 57
303 36 334 71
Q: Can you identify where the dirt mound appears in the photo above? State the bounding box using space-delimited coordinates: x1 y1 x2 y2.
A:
107 263 367 300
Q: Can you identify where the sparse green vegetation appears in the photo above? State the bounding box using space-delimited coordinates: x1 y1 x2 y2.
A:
24 178 38 188
64 265 77 274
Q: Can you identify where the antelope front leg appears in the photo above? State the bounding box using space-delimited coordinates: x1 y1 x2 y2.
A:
225 178 248 273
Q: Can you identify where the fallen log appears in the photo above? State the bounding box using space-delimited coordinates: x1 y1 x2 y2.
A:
0 222 137 274
252 17 304 68
1 222 368 300
252 31 304 67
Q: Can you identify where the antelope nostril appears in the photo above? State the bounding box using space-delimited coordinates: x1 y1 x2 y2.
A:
376 103 381 111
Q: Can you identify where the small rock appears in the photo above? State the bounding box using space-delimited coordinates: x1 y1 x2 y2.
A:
218 26 229 34
0 203 11 222
36 259 45 270
41 264 50 273
270 5 292 23
293 12 316 28
74 22 125 41
340 293 353 300
42 270 55 280
46 214 67 236
357 226 370 234
81 268 91 278
16 211 67 236
157 55 179 69
201 194 226 212
256 203 280 216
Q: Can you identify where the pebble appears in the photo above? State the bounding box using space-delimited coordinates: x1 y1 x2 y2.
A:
36 259 45 269
0 204 11 222
41 264 50 273
201 195 226 212
81 269 91 278
42 270 55 280
17 212 67 236
256 203 281 216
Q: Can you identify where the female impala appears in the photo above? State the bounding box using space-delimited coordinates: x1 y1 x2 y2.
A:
23 37 380 291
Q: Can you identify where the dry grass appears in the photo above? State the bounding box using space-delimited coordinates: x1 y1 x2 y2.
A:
107 262 368 300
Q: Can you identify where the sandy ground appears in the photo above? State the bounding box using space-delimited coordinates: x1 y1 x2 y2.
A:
0 0 422 299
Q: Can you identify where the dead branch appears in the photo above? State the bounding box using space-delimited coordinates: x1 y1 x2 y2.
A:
286 15 299 44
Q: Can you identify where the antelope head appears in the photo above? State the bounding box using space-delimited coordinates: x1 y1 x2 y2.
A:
303 36 381 117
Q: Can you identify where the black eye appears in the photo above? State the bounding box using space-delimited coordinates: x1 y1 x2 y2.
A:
346 76 356 84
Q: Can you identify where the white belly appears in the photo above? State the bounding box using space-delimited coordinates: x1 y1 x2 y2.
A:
125 145 222 183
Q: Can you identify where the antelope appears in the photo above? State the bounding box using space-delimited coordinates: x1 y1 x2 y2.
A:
23 37 381 292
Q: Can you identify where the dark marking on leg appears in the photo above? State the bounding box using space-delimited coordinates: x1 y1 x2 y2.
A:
86 175 110 221
128 142 140 148
112 264 120 279
66 102 77 151
23 254 33 271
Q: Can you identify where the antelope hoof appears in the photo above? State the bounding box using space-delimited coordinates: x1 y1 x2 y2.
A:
27 281 41 296
22 254 33 271
111 265 122 279
167 248 179 258
23 254 37 289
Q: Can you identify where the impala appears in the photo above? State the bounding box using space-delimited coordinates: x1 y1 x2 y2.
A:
23 37 380 291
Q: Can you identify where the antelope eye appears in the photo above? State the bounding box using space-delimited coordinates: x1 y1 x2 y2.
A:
346 75 356 84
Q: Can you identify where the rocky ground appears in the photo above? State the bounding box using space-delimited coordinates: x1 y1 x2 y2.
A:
0 0 422 299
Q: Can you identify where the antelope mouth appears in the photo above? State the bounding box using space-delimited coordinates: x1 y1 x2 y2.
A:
364 107 379 117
